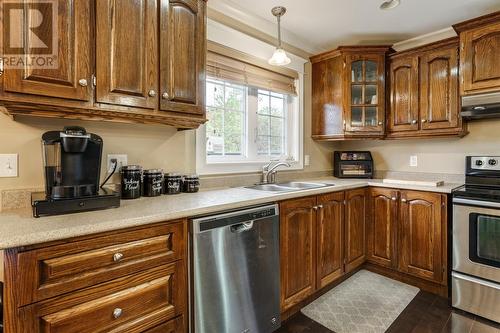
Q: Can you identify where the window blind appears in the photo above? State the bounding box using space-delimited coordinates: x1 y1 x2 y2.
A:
206 45 298 96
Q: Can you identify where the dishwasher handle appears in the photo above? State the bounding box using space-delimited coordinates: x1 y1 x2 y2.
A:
230 221 254 233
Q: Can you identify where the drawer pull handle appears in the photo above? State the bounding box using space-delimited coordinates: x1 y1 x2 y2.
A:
113 252 124 262
113 308 123 319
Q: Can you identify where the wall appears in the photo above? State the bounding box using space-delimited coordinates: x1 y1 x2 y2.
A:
0 113 196 190
339 119 500 176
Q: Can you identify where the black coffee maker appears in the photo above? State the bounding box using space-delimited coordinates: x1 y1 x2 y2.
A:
32 126 120 217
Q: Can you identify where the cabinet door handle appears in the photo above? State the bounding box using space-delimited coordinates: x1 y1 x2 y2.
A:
317 204 323 209
401 198 407 203
411 120 417 124
0 58 4 76
313 206 318 210
391 197 397 201
78 79 88 87
113 252 124 262
421 119 427 123
112 308 123 319
162 92 170 100
148 90 157 97
378 121 383 126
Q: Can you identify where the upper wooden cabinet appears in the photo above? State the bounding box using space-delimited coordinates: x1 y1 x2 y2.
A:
310 46 391 141
160 0 206 115
388 56 419 133
3 0 91 102
0 0 207 129
95 0 158 109
454 11 500 95
387 38 466 139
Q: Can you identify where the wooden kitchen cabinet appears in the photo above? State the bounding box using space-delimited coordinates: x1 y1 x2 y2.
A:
280 196 317 312
454 11 500 95
310 46 391 140
95 0 159 109
18 263 185 333
3 0 92 101
367 188 398 269
159 0 206 116
316 192 344 289
387 38 466 138
344 188 367 273
0 0 207 129
388 55 419 133
398 190 445 284
2 220 188 333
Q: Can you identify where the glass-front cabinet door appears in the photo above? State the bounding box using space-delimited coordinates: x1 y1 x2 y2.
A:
345 55 385 133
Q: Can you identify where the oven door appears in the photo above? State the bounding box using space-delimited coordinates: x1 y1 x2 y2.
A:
453 198 500 283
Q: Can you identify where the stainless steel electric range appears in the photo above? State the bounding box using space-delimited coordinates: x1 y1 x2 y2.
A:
452 156 500 323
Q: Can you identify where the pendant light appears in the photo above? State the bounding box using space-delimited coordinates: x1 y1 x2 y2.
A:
268 6 291 66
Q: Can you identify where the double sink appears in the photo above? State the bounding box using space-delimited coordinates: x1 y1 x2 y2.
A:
245 181 334 193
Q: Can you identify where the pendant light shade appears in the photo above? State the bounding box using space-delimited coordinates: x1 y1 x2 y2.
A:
268 6 291 66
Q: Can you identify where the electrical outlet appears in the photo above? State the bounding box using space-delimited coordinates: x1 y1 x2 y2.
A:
304 155 310 166
410 155 418 167
0 154 18 177
107 154 128 173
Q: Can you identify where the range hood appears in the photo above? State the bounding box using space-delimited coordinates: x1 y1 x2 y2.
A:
461 92 500 119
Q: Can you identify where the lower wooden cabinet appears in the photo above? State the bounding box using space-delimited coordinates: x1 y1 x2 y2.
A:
367 188 398 268
280 188 367 312
280 196 317 312
2 221 188 333
399 190 445 283
316 192 344 289
344 188 367 273
280 187 448 313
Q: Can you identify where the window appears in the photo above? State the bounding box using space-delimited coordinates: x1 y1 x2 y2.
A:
198 77 301 174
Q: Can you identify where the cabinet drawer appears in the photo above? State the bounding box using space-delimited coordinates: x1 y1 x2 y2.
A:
19 262 186 333
15 221 186 306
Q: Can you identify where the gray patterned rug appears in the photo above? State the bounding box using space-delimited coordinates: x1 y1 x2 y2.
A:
301 270 419 333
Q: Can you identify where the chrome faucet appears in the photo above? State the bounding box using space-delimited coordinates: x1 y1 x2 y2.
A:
261 161 291 184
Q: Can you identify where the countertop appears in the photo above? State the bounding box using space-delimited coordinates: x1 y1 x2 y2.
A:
0 177 462 250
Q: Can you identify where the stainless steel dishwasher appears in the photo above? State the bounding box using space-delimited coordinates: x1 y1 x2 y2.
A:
191 204 280 333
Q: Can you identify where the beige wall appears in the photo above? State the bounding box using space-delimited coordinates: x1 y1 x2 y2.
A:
339 119 500 175
0 113 197 190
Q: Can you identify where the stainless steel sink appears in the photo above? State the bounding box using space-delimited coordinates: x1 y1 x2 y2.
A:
245 184 297 192
276 181 333 189
245 182 334 192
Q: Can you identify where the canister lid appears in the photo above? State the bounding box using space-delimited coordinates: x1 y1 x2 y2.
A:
121 165 142 172
144 169 163 175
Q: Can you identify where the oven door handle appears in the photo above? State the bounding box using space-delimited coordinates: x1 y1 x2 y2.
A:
452 271 500 291
453 197 500 209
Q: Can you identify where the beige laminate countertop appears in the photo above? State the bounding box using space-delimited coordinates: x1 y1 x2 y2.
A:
0 177 462 250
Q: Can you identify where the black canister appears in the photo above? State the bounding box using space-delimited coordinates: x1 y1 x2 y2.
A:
182 174 200 193
121 165 142 199
164 173 182 195
143 169 164 197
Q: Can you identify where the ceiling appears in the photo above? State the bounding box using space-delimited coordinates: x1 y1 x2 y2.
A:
211 0 500 53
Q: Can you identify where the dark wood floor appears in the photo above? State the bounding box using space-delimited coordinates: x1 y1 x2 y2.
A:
276 291 500 333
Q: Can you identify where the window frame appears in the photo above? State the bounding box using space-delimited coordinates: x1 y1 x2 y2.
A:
196 76 304 175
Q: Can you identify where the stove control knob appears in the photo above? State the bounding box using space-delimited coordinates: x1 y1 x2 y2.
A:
489 159 497 166
476 160 483 166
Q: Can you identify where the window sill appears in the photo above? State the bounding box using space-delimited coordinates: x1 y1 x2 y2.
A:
197 160 304 175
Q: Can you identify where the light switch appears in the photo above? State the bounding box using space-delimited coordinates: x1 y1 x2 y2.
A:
0 154 18 177
410 155 418 167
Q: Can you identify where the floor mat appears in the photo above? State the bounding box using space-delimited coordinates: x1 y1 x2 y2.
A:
301 270 419 333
